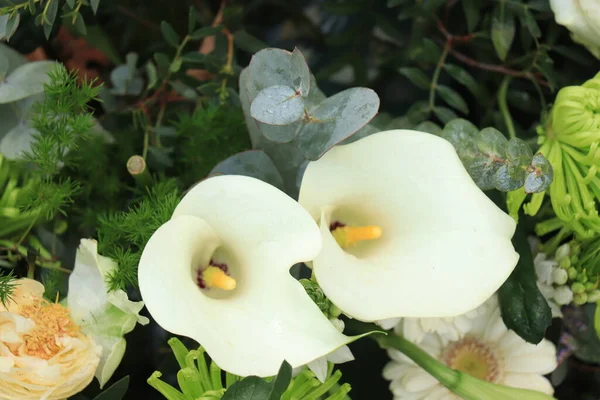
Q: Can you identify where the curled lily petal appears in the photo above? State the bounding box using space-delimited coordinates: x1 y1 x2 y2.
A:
299 130 518 321
139 175 355 377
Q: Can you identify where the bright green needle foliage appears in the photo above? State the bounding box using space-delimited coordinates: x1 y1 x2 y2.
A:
510 72 600 238
97 180 181 291
0 270 17 308
149 337 351 400
19 64 100 221
174 106 250 187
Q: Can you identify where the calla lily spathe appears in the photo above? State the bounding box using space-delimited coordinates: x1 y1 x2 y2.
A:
138 175 355 378
299 129 519 321
550 0 600 59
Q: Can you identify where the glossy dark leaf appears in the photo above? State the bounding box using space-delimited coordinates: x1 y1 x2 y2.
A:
443 64 482 98
498 230 552 344
267 361 292 400
92 376 130 400
221 377 272 400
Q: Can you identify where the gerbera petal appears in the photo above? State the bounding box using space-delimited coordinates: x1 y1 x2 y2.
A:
504 340 558 374
502 373 555 395
139 175 355 377
299 130 518 321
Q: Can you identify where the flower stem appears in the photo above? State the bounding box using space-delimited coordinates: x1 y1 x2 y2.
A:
498 76 516 139
429 42 451 111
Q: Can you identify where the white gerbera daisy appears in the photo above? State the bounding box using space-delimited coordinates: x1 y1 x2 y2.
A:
383 295 557 399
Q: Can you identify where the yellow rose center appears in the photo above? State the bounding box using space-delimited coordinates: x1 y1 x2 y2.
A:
331 223 382 248
20 300 81 360
443 336 500 382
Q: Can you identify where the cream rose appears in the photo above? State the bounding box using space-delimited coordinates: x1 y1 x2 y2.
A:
0 278 101 400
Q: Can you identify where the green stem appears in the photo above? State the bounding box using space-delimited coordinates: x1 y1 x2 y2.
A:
429 42 451 110
498 76 516 139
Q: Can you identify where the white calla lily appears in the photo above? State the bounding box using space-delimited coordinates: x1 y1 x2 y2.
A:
139 175 356 378
550 0 600 58
68 239 149 388
299 129 519 321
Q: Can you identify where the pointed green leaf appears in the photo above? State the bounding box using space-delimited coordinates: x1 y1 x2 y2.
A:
462 0 481 32
437 85 468 114
161 21 180 48
91 0 100 14
432 106 458 124
296 87 380 160
92 376 130 400
250 85 304 126
520 9 540 38
406 101 430 124
43 0 58 39
145 61 158 89
290 47 310 97
443 64 483 98
267 361 292 400
491 5 515 61
189 26 221 40
210 150 285 191
398 67 431 90
498 229 552 344
5 13 20 41
233 30 268 53
187 6 197 33
73 12 87 35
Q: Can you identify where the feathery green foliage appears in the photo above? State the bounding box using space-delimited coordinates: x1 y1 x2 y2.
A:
0 270 17 308
97 179 181 291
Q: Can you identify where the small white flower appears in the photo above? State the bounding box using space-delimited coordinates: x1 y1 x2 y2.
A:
532 242 573 318
383 295 558 399
299 129 519 321
68 239 150 388
550 0 600 58
139 175 356 378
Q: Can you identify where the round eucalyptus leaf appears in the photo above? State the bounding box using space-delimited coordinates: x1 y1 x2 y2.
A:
0 61 56 103
441 118 478 159
494 164 525 191
209 149 285 191
0 43 26 74
250 85 304 126
0 122 37 159
296 87 380 161
506 137 533 167
465 158 501 191
110 65 144 96
477 127 508 159
290 47 310 97
524 171 552 193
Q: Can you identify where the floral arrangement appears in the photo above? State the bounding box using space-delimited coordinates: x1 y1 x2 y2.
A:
0 1 599 399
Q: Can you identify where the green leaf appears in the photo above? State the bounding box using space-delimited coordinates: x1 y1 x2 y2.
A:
221 377 271 400
406 101 430 124
73 12 87 36
169 81 198 100
161 21 180 48
43 0 58 40
594 302 600 341
92 376 130 400
187 6 197 33
91 0 100 14
290 48 310 97
233 30 268 53
4 13 20 41
462 0 481 32
443 64 482 98
189 26 221 40
0 61 56 103
296 87 380 160
210 150 285 191
520 9 541 38
422 38 441 63
267 361 292 400
436 85 469 114
169 57 182 73
440 118 479 160
466 159 500 190
398 67 431 90
491 5 515 61
250 85 304 126
498 229 552 344
494 164 524 191
524 153 553 193
433 106 458 124
145 61 158 89
506 90 540 114
414 121 442 135
506 138 532 168
476 127 507 159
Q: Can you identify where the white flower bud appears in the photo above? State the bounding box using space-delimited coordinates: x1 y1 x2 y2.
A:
552 268 569 285
554 286 574 305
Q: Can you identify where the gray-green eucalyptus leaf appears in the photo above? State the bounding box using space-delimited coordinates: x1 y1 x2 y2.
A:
250 85 304 126
290 47 310 97
209 149 285 191
0 61 57 103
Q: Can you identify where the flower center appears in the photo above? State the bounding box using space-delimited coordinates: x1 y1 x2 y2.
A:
19 299 81 360
197 261 236 291
330 221 382 249
443 336 500 382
